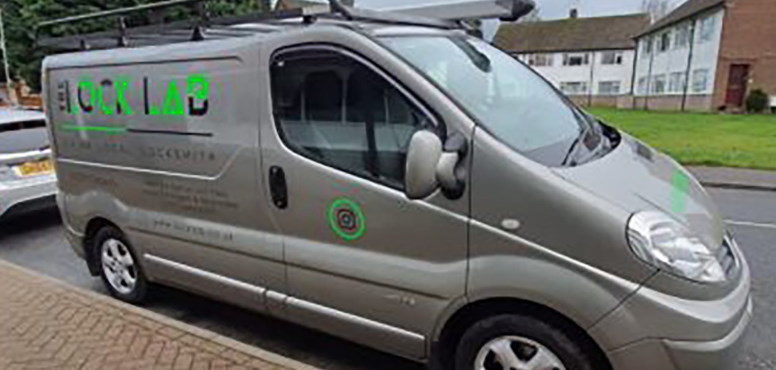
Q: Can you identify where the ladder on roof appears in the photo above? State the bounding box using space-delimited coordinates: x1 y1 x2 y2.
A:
36 0 535 52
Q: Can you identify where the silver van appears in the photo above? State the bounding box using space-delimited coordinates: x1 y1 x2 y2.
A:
41 1 751 369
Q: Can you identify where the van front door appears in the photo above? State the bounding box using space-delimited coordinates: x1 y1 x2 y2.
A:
260 46 469 358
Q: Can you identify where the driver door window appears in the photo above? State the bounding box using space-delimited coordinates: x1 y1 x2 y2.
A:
271 50 434 189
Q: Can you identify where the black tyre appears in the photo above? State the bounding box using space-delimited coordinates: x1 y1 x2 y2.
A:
94 226 148 303
454 314 600 370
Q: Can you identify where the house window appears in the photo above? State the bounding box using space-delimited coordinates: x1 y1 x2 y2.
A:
674 24 691 49
699 15 716 43
652 75 667 94
598 81 621 95
659 32 672 52
528 53 553 67
637 77 648 95
559 82 588 95
669 72 687 93
601 51 624 65
642 38 653 55
563 53 589 66
692 69 710 92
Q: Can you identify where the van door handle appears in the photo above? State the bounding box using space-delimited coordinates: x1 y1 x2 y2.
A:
269 166 288 209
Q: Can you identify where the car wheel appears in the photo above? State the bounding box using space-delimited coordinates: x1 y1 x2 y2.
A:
95 226 147 304
454 314 599 370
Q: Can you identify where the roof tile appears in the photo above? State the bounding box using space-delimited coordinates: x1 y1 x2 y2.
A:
495 13 651 53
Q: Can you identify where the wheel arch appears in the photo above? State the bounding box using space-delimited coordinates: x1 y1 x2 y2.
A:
83 217 122 276
431 297 612 370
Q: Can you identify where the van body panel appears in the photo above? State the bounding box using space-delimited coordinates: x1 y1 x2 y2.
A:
46 37 286 307
257 28 474 359
556 134 735 300
467 219 645 329
469 129 655 304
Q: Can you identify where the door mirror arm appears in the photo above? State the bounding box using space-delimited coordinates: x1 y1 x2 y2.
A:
436 133 467 200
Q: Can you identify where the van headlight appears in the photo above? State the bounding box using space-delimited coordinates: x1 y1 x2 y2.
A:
627 211 726 283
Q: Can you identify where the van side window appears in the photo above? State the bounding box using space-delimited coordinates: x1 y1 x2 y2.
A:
271 50 434 189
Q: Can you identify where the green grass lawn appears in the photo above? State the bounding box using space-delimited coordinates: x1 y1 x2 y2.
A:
587 108 776 171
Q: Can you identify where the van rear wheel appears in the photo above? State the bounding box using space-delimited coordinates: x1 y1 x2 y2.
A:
454 314 597 370
94 226 147 304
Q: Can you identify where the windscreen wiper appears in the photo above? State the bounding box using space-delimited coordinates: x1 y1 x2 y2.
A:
561 126 588 167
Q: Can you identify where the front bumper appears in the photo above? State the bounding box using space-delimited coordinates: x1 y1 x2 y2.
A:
604 297 752 370
0 175 57 219
590 256 752 370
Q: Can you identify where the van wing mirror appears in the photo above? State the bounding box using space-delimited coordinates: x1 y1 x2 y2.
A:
405 131 468 200
436 133 468 200
405 130 443 200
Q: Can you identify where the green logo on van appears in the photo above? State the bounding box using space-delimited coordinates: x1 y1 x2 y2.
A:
671 170 691 214
327 198 366 242
60 74 210 118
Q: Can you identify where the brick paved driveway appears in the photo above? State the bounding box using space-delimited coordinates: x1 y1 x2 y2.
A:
0 259 315 370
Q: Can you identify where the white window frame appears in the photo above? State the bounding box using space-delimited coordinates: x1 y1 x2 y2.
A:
598 81 622 96
674 24 691 49
669 72 686 94
528 53 553 67
559 81 589 95
692 69 710 93
659 31 672 52
652 74 667 94
563 53 590 66
699 15 716 43
601 51 624 65
637 77 648 95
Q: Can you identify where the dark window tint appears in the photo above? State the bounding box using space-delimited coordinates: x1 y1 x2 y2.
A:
0 120 49 154
271 50 434 189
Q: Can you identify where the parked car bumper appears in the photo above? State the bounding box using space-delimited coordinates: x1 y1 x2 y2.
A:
0 174 57 219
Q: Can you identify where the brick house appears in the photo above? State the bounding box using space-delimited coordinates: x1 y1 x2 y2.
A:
494 12 650 108
633 0 776 112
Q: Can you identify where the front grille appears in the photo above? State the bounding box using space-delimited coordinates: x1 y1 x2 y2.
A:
716 236 739 279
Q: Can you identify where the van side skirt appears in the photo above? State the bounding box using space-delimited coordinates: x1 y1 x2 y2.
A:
143 254 427 357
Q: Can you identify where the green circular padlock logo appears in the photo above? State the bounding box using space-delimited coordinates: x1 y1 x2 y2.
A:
327 198 366 241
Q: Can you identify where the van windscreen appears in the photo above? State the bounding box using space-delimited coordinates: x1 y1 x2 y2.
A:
381 35 601 167
0 120 50 154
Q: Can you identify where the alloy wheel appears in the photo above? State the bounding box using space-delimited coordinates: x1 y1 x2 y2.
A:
101 238 137 295
474 335 567 370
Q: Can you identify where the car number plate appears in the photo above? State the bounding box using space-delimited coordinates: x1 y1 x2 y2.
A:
14 160 54 177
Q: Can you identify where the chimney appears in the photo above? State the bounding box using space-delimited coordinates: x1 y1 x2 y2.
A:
570 8 579 19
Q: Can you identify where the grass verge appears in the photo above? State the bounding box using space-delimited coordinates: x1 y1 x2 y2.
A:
587 108 776 171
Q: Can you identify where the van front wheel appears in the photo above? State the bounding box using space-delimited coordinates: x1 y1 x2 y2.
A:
454 314 597 370
95 226 147 304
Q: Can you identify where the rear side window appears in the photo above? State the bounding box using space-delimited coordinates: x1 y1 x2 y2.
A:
271 49 434 189
0 120 49 154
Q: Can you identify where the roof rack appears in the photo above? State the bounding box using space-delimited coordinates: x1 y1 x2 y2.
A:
36 0 535 52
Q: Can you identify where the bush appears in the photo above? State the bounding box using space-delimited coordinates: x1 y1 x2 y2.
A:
746 89 769 113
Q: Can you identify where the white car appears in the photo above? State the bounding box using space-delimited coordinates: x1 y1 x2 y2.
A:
0 109 57 219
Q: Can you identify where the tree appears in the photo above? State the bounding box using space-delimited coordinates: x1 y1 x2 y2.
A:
0 0 264 92
641 0 670 23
